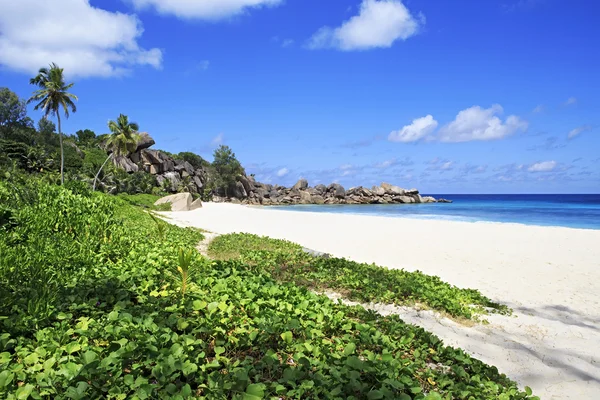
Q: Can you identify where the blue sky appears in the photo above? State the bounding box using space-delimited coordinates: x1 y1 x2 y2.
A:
1 0 598 193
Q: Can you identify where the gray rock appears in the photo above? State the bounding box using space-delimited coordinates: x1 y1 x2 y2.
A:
182 161 195 176
141 149 165 165
162 160 175 172
397 195 415 203
437 198 453 203
311 195 325 204
238 175 254 195
314 184 327 194
163 172 181 192
328 183 346 199
135 132 156 152
113 155 139 173
422 196 437 203
154 192 192 211
371 186 386 196
190 198 203 210
405 188 420 195
130 151 141 164
193 175 203 190
231 181 247 199
149 164 162 175
292 178 309 191
299 191 312 204
381 182 405 195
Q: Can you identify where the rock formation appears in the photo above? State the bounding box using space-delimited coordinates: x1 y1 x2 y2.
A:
220 178 451 206
154 193 194 211
112 133 452 205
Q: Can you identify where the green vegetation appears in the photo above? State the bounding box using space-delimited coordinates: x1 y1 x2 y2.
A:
116 193 171 211
0 175 535 399
27 63 78 185
211 145 245 197
94 114 141 190
208 234 510 321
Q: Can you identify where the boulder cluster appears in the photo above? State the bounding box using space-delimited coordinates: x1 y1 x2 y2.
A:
114 133 452 206
216 178 452 206
114 133 209 194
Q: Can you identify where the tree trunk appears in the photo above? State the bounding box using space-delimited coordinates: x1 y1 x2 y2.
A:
57 113 64 185
93 154 112 191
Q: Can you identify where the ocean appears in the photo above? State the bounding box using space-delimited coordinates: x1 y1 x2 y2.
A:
270 194 600 230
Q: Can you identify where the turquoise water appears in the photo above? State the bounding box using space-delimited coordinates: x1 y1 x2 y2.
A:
271 194 600 230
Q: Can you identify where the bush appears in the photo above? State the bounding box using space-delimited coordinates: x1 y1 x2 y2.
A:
175 151 210 169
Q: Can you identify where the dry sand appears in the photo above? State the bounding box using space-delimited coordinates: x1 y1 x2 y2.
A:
164 202 600 399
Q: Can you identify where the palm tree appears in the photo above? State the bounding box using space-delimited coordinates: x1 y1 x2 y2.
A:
28 63 77 185
93 114 141 191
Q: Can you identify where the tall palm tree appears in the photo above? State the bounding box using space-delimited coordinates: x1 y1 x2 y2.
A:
93 114 141 191
27 63 77 185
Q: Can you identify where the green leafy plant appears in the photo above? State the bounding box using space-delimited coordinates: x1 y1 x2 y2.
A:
0 177 535 400
174 248 195 298
209 233 511 320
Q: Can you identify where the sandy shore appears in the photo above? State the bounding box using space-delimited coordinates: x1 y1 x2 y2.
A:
164 202 600 399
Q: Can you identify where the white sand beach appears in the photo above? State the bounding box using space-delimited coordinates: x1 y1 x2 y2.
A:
164 203 600 400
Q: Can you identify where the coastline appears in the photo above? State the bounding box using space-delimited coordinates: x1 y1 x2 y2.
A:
259 203 600 231
165 202 600 400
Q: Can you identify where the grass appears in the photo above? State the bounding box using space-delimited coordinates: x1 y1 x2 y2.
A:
117 193 171 211
208 233 511 321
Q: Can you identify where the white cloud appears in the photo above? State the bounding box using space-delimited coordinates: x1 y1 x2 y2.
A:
211 133 224 146
388 115 438 142
307 0 422 51
276 168 289 177
438 104 528 142
339 164 353 170
564 97 577 106
197 60 210 70
532 104 544 113
567 125 592 139
528 161 557 172
130 0 282 20
281 39 294 48
0 0 162 78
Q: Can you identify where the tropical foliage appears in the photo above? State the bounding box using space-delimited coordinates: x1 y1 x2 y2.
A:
208 234 510 321
0 174 537 399
93 114 141 190
27 63 78 184
211 145 245 197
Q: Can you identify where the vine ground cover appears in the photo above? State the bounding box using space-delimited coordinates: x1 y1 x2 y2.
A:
208 234 510 320
0 177 535 399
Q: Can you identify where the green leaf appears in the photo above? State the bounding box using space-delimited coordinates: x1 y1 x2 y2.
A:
280 331 293 344
192 300 207 310
16 384 35 399
182 361 198 375
0 370 14 388
23 353 39 365
525 386 533 396
424 393 443 400
82 350 97 364
367 390 384 399
214 347 225 356
244 383 265 400
343 342 356 356
65 342 81 354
